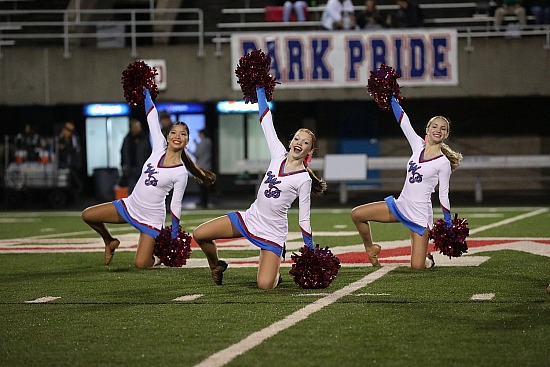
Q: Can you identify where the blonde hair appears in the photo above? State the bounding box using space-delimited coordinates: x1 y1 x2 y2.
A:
426 116 463 172
292 128 327 194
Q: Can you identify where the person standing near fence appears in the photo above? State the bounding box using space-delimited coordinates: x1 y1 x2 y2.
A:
351 96 462 269
120 118 151 194
190 129 213 208
192 87 326 289
58 121 83 195
158 110 173 138
82 89 215 268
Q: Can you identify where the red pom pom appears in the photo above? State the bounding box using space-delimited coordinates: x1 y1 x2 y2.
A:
235 49 277 103
430 214 469 258
289 245 341 289
121 61 159 107
367 64 403 110
154 226 192 267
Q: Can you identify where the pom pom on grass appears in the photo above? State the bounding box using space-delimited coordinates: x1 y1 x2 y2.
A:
430 214 469 259
154 226 192 267
367 64 403 110
235 49 277 103
121 61 159 107
289 245 341 289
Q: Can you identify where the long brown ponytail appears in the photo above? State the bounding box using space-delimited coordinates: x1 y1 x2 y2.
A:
308 167 327 194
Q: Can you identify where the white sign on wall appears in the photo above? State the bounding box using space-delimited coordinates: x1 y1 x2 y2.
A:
323 154 368 182
142 59 167 91
231 29 458 89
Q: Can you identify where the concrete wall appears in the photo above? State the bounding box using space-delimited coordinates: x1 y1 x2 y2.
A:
1 36 549 106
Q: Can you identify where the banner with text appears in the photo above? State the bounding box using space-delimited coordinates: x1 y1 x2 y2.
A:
231 29 458 89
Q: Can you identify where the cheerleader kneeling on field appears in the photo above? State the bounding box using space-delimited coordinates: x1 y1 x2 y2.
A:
193 87 326 289
82 89 215 268
351 96 462 269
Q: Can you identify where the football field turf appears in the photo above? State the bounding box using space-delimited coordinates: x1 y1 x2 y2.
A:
0 207 549 366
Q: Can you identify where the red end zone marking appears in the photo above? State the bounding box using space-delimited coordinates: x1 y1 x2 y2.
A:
336 239 550 264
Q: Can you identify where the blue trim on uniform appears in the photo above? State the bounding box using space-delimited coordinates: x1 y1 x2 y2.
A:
171 212 179 239
300 226 313 249
391 96 403 123
113 199 160 238
144 88 154 113
227 211 284 257
384 195 427 236
256 87 268 119
443 208 452 226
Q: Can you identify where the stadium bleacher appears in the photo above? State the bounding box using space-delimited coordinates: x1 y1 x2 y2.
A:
0 0 542 50
216 1 536 32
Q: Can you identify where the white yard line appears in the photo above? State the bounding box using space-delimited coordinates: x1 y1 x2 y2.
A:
471 293 495 301
194 265 398 367
25 296 61 303
173 294 204 302
469 208 549 236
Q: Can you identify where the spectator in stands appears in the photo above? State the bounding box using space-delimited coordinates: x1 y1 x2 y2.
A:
321 0 357 30
525 0 550 25
494 0 527 29
158 110 173 138
120 118 151 194
282 0 308 22
14 123 42 162
356 0 391 30
390 0 424 28
351 96 462 270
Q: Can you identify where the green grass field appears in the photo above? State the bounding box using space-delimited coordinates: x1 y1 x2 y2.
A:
0 207 549 367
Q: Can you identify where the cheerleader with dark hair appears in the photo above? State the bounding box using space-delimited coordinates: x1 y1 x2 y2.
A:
82 89 215 268
351 96 462 269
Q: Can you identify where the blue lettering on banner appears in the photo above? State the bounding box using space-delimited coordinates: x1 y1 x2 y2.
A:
235 30 456 87
348 39 363 80
410 38 425 78
241 41 258 57
432 37 449 78
287 39 305 81
394 38 403 77
311 38 330 81
371 38 386 72
266 38 281 81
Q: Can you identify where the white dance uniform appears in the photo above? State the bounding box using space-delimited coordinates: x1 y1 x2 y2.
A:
228 100 313 257
114 99 187 238
387 101 451 236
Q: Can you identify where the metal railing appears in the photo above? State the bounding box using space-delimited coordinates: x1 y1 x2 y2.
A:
1 6 549 59
0 8 204 58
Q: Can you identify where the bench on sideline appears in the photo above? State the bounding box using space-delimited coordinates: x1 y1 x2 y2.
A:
236 155 550 204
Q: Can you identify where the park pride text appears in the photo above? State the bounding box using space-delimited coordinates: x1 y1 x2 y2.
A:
231 29 458 89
